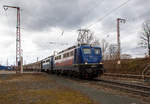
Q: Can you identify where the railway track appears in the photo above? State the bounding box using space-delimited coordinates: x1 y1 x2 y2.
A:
60 73 150 97
44 72 150 96
94 79 150 97
104 73 150 81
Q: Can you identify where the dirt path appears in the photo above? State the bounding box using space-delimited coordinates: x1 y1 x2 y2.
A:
49 75 145 104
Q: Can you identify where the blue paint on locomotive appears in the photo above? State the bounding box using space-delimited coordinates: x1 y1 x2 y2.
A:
42 56 54 72
50 56 54 70
41 44 104 78
74 45 102 64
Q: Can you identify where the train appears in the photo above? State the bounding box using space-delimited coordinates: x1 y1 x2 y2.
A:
23 61 41 72
24 44 104 79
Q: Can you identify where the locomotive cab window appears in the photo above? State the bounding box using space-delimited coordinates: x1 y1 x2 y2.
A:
94 48 100 54
83 48 91 54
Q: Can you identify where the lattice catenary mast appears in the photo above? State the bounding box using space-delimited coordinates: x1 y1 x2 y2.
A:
117 18 126 63
3 5 22 73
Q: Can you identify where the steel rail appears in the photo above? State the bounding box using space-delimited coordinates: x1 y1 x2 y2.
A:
104 73 150 80
94 79 150 96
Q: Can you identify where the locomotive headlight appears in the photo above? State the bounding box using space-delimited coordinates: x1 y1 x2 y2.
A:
100 62 103 64
85 62 88 64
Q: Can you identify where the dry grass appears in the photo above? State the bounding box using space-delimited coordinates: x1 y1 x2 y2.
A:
0 89 95 104
104 58 150 75
0 74 97 104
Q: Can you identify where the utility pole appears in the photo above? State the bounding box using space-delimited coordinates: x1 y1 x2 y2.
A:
117 18 126 64
3 5 22 73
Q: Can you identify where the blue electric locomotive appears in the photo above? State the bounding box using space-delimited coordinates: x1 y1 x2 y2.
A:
73 44 104 78
42 44 104 78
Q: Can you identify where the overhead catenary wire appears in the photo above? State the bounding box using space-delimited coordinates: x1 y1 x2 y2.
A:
63 0 106 35
127 14 150 23
57 0 132 38
86 0 132 29
82 0 105 21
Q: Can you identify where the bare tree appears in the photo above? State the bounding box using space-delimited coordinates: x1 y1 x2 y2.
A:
121 54 132 59
91 38 100 46
108 44 118 60
139 20 150 56
77 29 109 58
100 39 109 58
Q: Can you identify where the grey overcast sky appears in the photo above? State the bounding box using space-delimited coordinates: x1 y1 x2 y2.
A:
0 0 150 65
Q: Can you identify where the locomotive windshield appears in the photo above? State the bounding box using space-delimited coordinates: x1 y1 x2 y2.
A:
94 48 100 54
83 48 91 54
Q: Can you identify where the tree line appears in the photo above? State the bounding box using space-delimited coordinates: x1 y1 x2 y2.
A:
77 19 150 60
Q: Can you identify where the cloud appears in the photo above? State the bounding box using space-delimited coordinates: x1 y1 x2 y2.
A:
0 0 150 65
1 0 101 32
